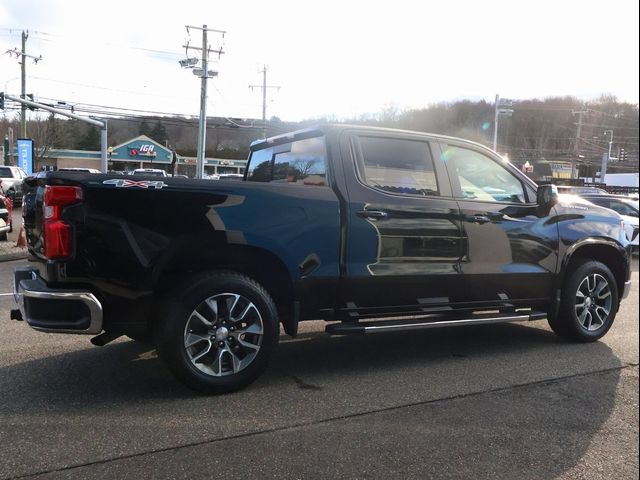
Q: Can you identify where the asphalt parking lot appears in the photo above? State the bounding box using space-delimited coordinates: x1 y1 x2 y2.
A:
0 258 637 480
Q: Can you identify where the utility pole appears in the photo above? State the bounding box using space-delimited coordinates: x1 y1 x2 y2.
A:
249 65 280 139
181 25 225 179
21 31 26 137
571 109 588 179
5 30 42 138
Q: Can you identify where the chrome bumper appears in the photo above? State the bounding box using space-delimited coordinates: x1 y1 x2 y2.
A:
13 266 103 334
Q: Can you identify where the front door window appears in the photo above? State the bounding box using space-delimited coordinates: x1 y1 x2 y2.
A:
444 146 527 203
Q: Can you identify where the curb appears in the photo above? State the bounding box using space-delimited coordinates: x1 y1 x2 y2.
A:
0 250 28 262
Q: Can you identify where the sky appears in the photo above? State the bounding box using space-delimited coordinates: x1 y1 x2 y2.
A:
0 0 639 122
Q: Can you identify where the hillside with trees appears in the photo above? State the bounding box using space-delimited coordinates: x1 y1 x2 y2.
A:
1 96 637 177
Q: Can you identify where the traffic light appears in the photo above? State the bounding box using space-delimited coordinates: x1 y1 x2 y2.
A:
0 92 4 110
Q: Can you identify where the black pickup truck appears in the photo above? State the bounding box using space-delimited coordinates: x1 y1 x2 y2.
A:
12 125 633 393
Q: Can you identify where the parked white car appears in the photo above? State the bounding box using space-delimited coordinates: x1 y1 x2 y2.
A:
583 195 639 252
0 166 28 205
58 167 101 174
132 168 168 177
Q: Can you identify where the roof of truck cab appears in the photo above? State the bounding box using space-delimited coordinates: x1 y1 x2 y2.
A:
249 123 538 191
250 123 499 154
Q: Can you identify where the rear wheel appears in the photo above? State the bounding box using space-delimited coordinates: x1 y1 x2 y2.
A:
155 272 279 394
549 260 618 342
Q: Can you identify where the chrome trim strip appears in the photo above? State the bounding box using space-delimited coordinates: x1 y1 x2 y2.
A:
14 277 103 335
359 315 530 333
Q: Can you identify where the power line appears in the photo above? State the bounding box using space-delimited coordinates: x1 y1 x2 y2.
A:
30 76 193 101
24 30 185 59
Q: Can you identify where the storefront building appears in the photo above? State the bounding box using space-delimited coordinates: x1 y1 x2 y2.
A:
36 135 247 176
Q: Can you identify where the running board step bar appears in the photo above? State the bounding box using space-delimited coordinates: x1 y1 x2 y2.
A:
326 311 546 335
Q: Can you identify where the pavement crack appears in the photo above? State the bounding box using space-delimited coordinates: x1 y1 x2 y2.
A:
4 363 637 480
291 375 323 391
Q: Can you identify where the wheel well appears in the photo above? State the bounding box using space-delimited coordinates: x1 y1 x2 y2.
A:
566 244 627 301
154 244 295 322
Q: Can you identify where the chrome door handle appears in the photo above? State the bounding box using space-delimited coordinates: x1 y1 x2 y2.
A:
357 210 388 220
464 215 491 224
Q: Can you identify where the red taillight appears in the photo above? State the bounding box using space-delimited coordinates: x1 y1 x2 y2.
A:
43 185 83 259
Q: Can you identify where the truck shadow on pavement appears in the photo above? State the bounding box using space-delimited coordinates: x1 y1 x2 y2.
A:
0 321 622 404
0 322 625 479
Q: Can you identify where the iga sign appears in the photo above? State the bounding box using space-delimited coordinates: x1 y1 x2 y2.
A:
129 144 156 157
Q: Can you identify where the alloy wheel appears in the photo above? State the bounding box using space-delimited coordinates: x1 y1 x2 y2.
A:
183 293 264 377
575 273 612 332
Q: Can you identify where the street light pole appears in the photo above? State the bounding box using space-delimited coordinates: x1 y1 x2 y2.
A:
4 93 108 172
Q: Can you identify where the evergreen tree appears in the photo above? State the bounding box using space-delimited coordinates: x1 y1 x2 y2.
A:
139 119 151 137
77 126 101 150
149 120 168 145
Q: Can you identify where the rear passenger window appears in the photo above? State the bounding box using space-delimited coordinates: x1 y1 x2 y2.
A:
356 136 438 196
245 148 273 182
246 136 328 186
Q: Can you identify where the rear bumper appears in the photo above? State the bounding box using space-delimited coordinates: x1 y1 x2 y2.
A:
13 266 103 334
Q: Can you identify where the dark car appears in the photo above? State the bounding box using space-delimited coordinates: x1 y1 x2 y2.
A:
11 125 633 393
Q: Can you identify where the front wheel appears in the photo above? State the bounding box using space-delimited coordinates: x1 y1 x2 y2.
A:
549 260 618 342
155 272 279 394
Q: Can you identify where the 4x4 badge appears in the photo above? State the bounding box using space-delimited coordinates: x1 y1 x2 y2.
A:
103 179 168 189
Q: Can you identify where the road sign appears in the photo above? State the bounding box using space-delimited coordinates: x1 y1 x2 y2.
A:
17 138 34 174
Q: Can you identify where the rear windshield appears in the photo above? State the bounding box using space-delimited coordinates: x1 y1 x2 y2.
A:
246 136 328 186
0 167 14 177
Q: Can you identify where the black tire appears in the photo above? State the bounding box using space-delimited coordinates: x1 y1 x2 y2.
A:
0 232 6 241
155 271 279 394
549 260 618 342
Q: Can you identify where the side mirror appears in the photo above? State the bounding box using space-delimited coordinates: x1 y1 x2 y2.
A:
536 184 559 208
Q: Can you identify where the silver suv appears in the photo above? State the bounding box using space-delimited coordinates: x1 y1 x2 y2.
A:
0 166 28 205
